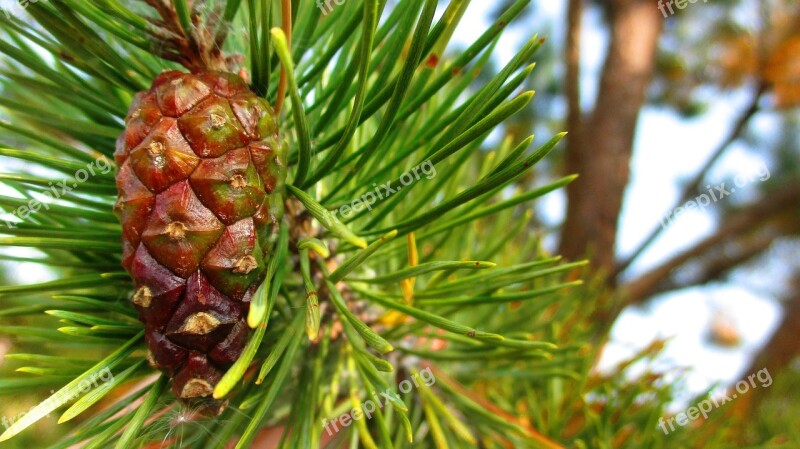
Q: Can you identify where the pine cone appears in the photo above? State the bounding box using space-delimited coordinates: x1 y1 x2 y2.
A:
114 70 286 401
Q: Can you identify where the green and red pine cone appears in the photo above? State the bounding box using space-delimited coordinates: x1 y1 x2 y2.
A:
114 71 287 401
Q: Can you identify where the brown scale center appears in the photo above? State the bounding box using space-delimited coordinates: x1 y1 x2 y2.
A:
230 174 248 189
179 312 221 335
180 379 214 399
132 286 152 308
209 113 226 130
233 255 258 274
148 141 165 155
165 221 188 240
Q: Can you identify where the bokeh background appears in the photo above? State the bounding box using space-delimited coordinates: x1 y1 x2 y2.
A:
444 0 800 410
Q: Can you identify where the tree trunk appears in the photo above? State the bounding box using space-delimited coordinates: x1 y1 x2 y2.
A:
560 0 663 276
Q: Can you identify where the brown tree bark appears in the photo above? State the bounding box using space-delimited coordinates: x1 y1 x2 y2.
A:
560 0 663 275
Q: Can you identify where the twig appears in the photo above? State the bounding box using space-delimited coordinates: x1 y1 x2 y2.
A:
622 181 800 304
275 0 292 114
614 84 767 278
141 0 224 71
644 231 775 297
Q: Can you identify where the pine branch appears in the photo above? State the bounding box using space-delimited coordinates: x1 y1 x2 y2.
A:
623 181 800 305
614 84 768 278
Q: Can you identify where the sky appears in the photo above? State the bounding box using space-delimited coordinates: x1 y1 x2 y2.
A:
446 1 783 406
